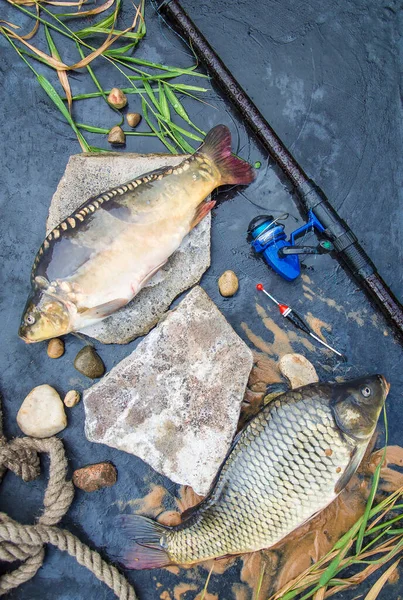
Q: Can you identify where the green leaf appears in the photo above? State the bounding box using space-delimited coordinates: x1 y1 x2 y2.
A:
44 25 61 60
169 129 195 154
37 75 90 151
142 98 177 154
158 117 203 142
172 83 210 92
142 79 160 111
158 82 170 120
106 56 209 77
71 87 152 100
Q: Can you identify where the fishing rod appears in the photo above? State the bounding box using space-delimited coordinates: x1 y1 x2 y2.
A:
156 0 403 342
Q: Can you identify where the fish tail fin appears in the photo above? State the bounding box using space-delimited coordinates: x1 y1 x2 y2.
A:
116 514 173 570
198 125 255 185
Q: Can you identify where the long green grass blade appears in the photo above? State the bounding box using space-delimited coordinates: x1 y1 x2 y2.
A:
142 79 160 111
70 87 152 100
172 83 210 92
37 75 90 151
159 117 203 142
356 406 389 554
169 129 195 154
163 83 205 135
77 123 155 136
142 98 177 154
158 82 170 120
44 25 61 60
106 56 209 77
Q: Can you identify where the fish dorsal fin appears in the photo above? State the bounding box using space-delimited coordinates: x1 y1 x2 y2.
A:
180 503 203 522
334 444 366 494
179 427 247 523
33 165 176 269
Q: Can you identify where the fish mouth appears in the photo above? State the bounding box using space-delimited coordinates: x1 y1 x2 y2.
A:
18 332 35 344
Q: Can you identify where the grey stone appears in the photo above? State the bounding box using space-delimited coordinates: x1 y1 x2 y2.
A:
74 346 105 379
47 152 211 344
83 286 253 495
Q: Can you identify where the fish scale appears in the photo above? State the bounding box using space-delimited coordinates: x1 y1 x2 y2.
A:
164 390 352 563
120 376 388 570
20 125 255 343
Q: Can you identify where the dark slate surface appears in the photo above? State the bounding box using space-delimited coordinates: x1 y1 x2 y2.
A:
0 0 402 598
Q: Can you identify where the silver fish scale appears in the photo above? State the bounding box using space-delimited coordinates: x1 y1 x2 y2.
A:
166 387 354 564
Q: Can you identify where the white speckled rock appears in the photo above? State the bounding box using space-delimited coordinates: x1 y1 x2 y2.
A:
17 384 67 438
83 286 253 495
46 152 211 344
279 354 319 389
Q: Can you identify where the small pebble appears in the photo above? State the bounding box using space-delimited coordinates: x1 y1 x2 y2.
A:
64 390 80 408
17 384 67 438
107 87 127 109
74 346 105 379
73 462 117 492
126 112 141 128
279 353 319 389
47 338 64 359
108 126 126 146
218 270 239 297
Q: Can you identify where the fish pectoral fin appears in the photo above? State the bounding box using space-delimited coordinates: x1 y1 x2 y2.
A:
190 200 216 229
334 444 366 494
137 260 168 289
79 298 128 320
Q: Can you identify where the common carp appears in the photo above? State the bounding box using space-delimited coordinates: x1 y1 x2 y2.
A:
119 375 388 569
19 125 254 343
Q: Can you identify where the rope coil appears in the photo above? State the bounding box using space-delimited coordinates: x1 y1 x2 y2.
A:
0 398 137 599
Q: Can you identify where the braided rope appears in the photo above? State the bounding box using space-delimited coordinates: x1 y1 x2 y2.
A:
0 397 137 599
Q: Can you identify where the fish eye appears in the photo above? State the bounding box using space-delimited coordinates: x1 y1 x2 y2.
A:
361 386 372 398
25 314 36 325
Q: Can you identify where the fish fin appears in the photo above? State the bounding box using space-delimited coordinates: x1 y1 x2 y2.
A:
180 503 204 521
79 298 128 319
137 260 168 289
190 200 216 228
198 125 255 185
334 444 366 494
116 515 173 570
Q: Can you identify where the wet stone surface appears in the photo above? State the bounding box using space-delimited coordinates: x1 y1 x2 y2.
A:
83 287 253 495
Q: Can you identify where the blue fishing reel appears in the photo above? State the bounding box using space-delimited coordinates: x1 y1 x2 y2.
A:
248 211 334 281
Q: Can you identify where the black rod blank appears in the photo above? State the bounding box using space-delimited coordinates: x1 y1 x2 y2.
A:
157 0 403 341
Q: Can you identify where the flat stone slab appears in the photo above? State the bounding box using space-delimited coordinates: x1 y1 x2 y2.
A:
83 286 253 495
47 152 211 344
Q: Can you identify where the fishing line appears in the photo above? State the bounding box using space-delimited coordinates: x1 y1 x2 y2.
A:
150 0 195 58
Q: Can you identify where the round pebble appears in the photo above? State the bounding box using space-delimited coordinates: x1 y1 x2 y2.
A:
64 390 81 408
74 346 105 379
17 384 67 438
107 87 127 109
279 354 319 389
218 270 239 297
73 462 117 492
126 112 141 128
108 126 126 146
47 338 64 359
